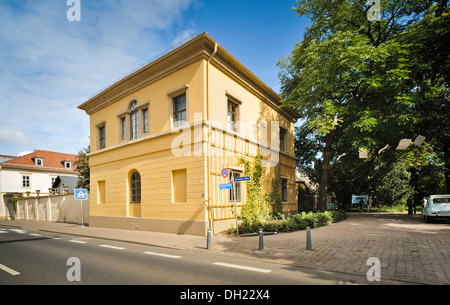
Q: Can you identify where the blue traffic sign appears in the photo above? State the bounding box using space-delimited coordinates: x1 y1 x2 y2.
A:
74 189 88 200
234 176 250 182
219 183 233 190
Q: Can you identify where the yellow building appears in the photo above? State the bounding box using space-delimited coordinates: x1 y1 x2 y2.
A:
78 33 300 236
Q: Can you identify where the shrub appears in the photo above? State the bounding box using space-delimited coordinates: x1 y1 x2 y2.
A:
232 210 347 234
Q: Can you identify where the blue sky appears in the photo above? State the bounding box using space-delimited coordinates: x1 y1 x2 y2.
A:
0 0 309 156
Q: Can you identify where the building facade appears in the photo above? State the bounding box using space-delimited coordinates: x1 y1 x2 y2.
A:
0 150 78 219
78 33 300 235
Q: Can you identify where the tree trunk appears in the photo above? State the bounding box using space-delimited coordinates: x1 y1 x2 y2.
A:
317 127 338 211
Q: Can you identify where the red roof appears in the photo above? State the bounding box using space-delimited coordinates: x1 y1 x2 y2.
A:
0 150 78 173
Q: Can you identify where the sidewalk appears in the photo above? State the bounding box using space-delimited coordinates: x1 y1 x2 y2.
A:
1 212 449 285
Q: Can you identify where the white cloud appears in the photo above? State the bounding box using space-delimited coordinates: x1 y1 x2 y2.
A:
172 29 197 46
0 0 196 156
18 151 33 157
0 130 30 145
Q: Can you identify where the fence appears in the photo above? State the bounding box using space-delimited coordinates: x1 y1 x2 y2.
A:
13 189 89 225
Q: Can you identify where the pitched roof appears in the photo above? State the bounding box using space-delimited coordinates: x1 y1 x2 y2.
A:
0 150 78 173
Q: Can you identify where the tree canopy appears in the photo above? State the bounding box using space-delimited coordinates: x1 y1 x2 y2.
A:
279 0 449 209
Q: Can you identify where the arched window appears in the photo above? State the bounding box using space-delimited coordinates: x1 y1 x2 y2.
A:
130 101 139 140
130 171 141 203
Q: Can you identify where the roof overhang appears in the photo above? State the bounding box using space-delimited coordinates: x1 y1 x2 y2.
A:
78 32 301 122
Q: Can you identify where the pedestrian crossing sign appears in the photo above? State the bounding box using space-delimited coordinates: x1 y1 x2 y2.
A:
74 189 88 200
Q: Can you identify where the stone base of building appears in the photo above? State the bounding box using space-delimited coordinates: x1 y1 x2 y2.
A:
89 215 208 236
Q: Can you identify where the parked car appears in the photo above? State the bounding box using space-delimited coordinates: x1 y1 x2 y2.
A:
422 195 450 223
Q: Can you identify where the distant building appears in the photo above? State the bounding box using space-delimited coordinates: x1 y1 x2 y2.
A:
0 154 16 163
52 175 79 194
0 150 78 219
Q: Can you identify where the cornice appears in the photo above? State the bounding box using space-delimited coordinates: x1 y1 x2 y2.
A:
78 32 300 121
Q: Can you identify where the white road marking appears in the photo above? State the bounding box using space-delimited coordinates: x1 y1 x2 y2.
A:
213 262 272 273
29 233 42 237
0 230 8 234
0 263 20 276
9 229 27 234
99 244 126 250
69 240 87 244
143 251 182 259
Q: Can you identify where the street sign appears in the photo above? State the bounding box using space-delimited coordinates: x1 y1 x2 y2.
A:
74 189 88 200
74 189 87 228
234 176 250 182
219 183 233 190
221 168 229 178
351 195 368 204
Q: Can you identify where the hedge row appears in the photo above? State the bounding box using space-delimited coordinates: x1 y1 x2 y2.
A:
235 210 347 234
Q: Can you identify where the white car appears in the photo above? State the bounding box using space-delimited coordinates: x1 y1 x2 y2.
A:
422 195 450 223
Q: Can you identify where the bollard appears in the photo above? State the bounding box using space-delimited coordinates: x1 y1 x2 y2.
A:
306 227 312 250
258 228 264 250
207 228 212 250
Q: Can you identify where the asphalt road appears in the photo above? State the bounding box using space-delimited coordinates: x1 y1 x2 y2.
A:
0 225 405 287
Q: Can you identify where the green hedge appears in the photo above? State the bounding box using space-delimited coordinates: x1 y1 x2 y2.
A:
234 210 346 234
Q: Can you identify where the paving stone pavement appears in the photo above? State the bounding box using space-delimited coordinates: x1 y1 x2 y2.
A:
209 213 450 285
1 212 449 285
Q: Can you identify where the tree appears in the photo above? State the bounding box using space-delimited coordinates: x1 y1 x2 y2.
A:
404 4 450 192
74 146 90 190
279 0 444 209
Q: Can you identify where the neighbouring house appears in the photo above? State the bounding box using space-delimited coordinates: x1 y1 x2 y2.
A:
52 175 79 195
78 32 300 236
0 149 79 219
0 154 16 163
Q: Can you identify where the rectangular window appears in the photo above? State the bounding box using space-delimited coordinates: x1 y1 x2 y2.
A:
281 178 288 202
97 180 106 204
173 94 187 127
131 111 139 140
172 169 187 203
64 161 72 169
227 100 238 131
22 175 30 188
230 171 242 202
35 158 44 166
99 126 106 149
143 108 149 133
280 127 286 152
121 117 126 140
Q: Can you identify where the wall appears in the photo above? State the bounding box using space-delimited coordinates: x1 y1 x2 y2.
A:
14 192 89 225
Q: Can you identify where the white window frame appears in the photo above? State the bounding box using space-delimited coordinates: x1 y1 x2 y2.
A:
22 175 31 188
143 108 149 134
167 84 189 130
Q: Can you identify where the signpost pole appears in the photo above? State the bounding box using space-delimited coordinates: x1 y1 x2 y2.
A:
231 170 239 237
80 199 84 228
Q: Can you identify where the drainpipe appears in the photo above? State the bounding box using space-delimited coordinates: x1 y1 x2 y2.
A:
206 42 218 232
